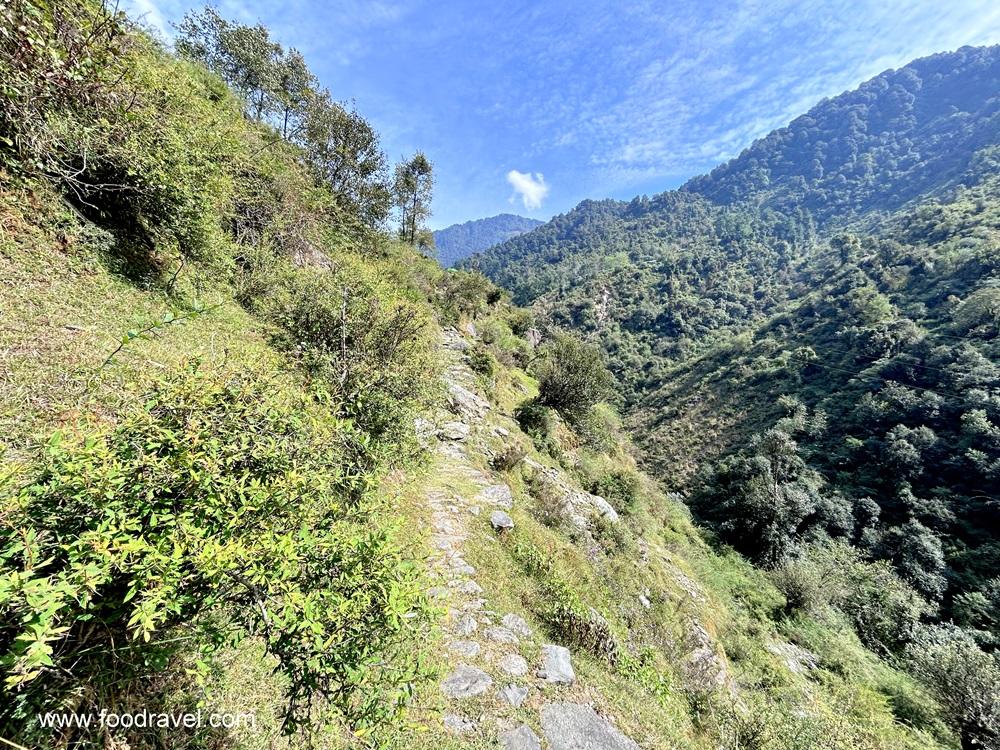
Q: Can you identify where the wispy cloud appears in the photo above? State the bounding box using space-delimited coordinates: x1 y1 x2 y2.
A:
507 170 550 210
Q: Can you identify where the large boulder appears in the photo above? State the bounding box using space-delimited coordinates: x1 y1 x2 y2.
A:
540 703 639 750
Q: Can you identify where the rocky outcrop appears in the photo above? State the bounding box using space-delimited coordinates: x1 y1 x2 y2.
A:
523 457 619 529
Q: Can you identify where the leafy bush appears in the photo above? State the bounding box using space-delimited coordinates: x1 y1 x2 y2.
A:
575 402 622 452
0 366 432 739
589 468 641 513
515 398 559 456
263 261 434 451
773 541 929 653
536 334 614 424
468 343 497 381
435 269 496 323
906 625 1000 749
491 442 527 472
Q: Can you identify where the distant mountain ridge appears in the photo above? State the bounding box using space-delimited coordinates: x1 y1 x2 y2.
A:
433 213 543 267
682 45 1000 224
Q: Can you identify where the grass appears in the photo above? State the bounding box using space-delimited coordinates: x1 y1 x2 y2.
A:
0 184 283 460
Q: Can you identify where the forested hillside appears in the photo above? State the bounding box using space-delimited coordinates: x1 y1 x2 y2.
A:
466 45 1000 749
683 46 1000 225
433 213 543 267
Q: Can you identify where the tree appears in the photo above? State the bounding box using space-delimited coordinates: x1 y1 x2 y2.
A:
393 152 434 245
275 48 314 140
300 93 391 228
907 625 1000 750
536 334 614 424
175 8 282 122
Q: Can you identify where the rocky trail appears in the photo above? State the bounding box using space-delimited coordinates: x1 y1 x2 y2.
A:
418 328 641 749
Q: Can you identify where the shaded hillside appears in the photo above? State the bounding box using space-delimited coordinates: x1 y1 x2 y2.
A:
433 213 543 266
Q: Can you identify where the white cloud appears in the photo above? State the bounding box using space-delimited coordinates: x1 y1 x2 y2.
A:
506 170 550 210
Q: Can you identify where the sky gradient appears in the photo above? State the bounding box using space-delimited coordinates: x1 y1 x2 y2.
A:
125 0 1000 228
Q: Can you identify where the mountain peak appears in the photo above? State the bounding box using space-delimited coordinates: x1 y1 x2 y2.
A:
433 213 544 267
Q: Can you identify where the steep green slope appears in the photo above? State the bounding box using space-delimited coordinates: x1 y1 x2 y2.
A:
433 213 544 267
463 46 1000 742
380 320 956 750
0 3 483 745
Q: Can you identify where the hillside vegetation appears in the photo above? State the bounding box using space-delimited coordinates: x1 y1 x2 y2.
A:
468 45 1000 749
1 3 997 750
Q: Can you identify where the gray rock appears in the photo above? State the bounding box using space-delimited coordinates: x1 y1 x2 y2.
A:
448 640 481 658
443 713 476 734
453 614 478 636
450 560 476 576
502 613 532 638
443 330 470 351
539 644 575 684
485 626 519 644
497 653 529 676
439 421 471 441
479 483 514 509
767 642 819 674
456 580 484 595
414 417 436 442
491 510 515 531
523 462 619 529
500 684 529 708
441 664 493 699
501 724 541 750
540 703 639 750
447 381 491 419
525 327 542 347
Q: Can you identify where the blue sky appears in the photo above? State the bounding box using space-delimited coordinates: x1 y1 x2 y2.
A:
126 0 1000 229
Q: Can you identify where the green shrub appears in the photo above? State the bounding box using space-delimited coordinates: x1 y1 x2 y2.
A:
906 625 1000 749
589 468 641 513
515 397 555 442
435 269 495 323
263 261 434 451
773 541 929 653
536 333 614 424
575 402 622 452
491 442 527 471
0 366 432 739
468 343 497 381
591 512 634 555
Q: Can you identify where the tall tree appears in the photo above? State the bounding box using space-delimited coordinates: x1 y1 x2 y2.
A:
300 93 391 228
393 152 433 245
175 8 281 122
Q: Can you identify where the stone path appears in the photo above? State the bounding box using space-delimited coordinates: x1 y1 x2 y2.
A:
423 328 642 748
